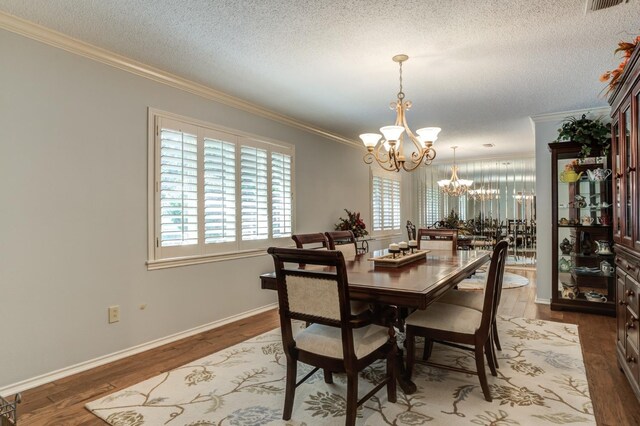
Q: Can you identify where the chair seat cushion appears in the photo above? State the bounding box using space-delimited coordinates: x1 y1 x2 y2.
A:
438 290 484 312
405 302 482 335
296 323 390 359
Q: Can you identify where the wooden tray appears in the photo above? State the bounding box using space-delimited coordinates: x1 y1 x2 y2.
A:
368 250 429 267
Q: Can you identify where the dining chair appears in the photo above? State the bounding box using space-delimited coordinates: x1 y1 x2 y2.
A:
267 247 397 425
291 232 329 250
403 240 509 402
437 245 507 368
417 228 458 251
325 230 358 258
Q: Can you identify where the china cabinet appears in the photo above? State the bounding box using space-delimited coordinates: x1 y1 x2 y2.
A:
609 45 640 401
548 141 615 316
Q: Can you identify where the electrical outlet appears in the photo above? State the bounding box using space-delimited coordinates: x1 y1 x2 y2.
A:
108 305 120 323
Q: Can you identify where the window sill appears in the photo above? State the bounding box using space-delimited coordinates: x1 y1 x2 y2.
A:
147 248 271 270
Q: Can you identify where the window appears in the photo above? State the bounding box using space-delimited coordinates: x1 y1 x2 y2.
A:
372 172 401 233
149 110 294 266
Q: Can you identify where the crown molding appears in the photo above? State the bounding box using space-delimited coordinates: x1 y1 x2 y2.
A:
530 106 611 123
0 11 360 149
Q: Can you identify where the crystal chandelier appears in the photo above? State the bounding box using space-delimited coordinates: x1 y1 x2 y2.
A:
360 54 440 172
438 146 473 196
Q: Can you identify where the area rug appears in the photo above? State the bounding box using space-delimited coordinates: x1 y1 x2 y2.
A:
458 271 529 290
86 316 595 425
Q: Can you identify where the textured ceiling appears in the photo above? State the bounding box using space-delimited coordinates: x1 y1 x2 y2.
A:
1 0 639 160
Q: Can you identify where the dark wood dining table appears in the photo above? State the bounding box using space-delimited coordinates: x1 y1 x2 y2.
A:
260 248 491 310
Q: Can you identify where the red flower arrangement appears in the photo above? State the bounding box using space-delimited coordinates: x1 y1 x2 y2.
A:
334 209 368 238
600 35 640 95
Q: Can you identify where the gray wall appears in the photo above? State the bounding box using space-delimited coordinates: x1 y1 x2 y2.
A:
0 29 398 389
532 108 610 302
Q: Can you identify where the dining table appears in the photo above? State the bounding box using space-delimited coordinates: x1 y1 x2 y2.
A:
260 248 491 393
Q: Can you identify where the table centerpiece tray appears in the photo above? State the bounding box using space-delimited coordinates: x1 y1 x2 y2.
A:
368 249 430 268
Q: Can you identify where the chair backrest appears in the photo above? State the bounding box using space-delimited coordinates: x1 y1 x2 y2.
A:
478 240 509 334
292 233 329 250
325 230 357 258
417 228 458 251
268 247 357 360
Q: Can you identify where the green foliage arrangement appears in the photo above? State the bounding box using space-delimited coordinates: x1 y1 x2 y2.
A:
554 114 611 159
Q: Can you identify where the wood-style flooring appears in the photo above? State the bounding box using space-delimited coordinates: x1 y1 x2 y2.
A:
9 268 640 425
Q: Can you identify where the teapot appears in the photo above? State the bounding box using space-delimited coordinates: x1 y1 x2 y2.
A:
559 217 569 225
586 168 612 181
595 240 612 255
559 237 573 255
600 260 614 274
581 216 594 226
598 213 611 226
560 170 583 183
559 258 572 272
585 291 607 303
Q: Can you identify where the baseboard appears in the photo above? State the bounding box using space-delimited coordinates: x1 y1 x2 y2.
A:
0 303 278 396
535 297 551 305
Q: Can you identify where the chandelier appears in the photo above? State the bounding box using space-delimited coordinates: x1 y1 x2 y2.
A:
438 146 473 196
469 188 500 201
360 54 440 172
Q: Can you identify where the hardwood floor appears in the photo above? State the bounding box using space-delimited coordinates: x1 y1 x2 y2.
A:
10 268 640 425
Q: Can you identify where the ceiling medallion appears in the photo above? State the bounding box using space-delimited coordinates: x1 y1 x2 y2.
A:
360 54 440 172
438 146 473 196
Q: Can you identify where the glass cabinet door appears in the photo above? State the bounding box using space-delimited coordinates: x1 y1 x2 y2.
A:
624 106 634 244
613 119 621 242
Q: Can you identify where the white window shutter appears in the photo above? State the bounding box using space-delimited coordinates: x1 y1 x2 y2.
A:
159 128 198 247
240 145 269 240
204 137 236 244
372 174 401 232
271 152 292 238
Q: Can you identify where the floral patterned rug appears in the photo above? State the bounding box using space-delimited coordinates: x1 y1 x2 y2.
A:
86 316 595 425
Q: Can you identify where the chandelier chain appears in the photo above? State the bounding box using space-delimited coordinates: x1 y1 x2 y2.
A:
397 60 404 100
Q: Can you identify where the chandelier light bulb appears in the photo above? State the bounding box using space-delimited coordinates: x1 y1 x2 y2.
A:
416 127 441 144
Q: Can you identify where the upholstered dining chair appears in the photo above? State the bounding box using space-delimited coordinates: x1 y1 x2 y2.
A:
291 232 329 250
403 240 509 402
325 230 358 258
438 239 509 368
267 247 397 425
417 228 458 251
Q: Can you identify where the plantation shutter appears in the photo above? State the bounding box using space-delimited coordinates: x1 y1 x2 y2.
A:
372 174 401 232
271 152 292 238
159 127 198 247
203 135 236 244
241 145 269 240
372 176 383 231
425 188 441 226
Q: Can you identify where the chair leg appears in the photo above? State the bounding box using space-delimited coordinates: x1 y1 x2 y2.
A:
485 338 497 377
345 372 359 426
475 345 492 402
283 360 297 420
387 345 397 403
323 369 333 384
405 329 416 380
422 338 433 360
492 321 502 351
490 333 500 369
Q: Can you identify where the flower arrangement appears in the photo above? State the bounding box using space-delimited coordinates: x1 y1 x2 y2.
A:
553 114 610 159
334 209 368 238
564 159 579 172
600 35 640 95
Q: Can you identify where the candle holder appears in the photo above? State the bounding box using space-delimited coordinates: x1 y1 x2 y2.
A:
389 248 400 259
